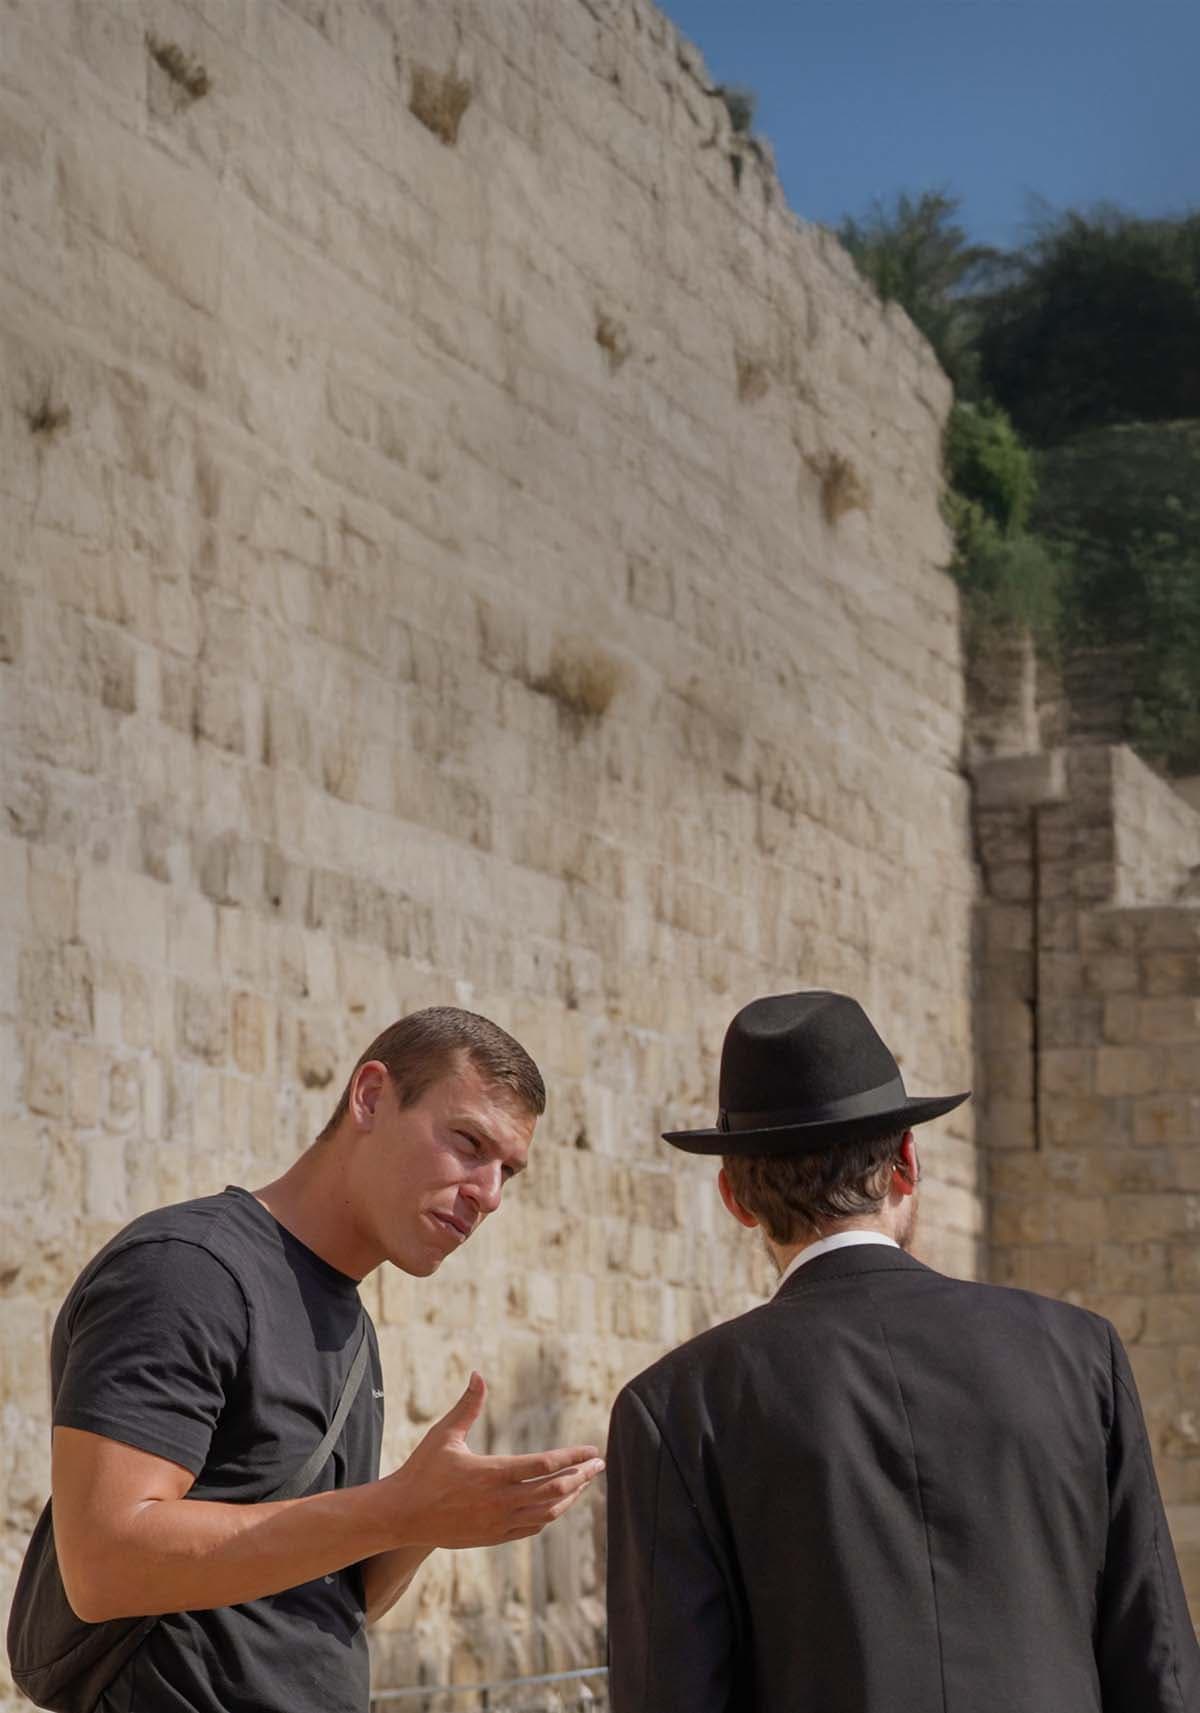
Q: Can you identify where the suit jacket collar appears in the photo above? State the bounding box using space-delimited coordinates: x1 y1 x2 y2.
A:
774 1243 931 1300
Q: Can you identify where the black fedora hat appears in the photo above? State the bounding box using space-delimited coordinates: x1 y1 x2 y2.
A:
663 991 970 1157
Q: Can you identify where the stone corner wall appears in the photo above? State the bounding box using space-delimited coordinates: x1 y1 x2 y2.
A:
973 738 1200 1610
1110 745 1200 906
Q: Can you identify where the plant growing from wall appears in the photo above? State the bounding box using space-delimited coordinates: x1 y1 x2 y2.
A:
409 66 472 145
942 400 1062 643
146 34 211 102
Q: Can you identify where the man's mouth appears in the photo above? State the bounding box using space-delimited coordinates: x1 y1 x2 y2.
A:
430 1212 471 1242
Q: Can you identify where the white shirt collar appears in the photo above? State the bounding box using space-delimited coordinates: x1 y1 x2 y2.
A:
775 1229 900 1295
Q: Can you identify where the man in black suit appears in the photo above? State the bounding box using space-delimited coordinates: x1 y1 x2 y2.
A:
605 991 1199 1713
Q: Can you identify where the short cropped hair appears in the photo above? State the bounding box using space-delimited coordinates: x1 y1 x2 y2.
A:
317 1006 546 1141
722 1129 906 1245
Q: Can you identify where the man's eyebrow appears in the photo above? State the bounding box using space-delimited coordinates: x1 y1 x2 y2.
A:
452 1119 528 1173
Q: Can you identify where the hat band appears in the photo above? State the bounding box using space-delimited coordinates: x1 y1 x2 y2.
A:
719 1074 907 1133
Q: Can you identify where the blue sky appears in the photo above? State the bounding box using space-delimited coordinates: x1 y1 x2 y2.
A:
659 0 1199 250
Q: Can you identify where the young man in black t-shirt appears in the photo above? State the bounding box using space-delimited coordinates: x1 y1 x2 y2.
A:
47 1007 604 1713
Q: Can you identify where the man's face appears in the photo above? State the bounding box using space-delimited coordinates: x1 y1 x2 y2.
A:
354 1055 535 1277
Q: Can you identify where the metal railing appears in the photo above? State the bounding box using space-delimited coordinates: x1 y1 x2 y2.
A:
370 1665 608 1712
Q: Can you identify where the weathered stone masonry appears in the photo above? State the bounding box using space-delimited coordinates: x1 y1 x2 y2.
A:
0 0 1078 1698
975 734 1200 1612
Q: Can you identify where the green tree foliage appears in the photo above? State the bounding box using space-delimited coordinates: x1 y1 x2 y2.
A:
942 402 1061 640
839 187 1200 768
838 190 996 389
944 400 1036 535
976 208 1200 447
1034 421 1200 770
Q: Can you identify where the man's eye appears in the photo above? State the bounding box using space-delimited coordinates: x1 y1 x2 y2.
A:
458 1132 482 1154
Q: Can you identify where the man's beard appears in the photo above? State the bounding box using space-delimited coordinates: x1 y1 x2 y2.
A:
897 1194 920 1253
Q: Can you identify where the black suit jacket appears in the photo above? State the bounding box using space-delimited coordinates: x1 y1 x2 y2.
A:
606 1246 1199 1713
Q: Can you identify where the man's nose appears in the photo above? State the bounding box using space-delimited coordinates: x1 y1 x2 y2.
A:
463 1161 504 1216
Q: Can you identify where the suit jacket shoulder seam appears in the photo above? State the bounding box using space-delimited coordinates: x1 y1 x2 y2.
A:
627 1382 742 1627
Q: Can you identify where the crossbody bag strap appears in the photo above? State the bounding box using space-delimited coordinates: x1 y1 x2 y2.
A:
265 1320 371 1503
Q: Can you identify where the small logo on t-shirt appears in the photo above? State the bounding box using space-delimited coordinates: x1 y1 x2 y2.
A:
371 1388 385 1399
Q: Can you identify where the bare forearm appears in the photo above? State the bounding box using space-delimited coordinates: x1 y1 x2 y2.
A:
71 1482 395 1622
363 1544 434 1623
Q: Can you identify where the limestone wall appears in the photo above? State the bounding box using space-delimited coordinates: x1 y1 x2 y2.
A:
0 0 977 1697
977 743 1200 1610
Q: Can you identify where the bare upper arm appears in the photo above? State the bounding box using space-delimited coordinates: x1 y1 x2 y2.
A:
52 1427 196 1612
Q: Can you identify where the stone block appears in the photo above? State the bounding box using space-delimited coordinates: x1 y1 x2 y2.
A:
1144 1296 1200 1347
114 145 221 313
1170 1243 1200 1292
1040 1049 1095 1098
1041 1093 1132 1149
68 1040 104 1128
1141 953 1200 999
297 1017 339 1093
79 866 167 966
985 862 1034 905
1039 953 1083 999
25 1037 68 1118
1041 997 1105 1049
105 1058 142 1134
1079 911 1138 957
982 1048 1034 1105
20 940 94 1035
975 1096 1036 1151
1082 954 1138 995
194 672 247 755
4 1115 52 1203
167 891 219 979
1137 999 1200 1045
1133 1096 1200 1148
976 999 1032 1053
1096 1047 1158 1099
175 979 228 1064
1037 903 1079 953
231 991 271 1076
990 1243 1097 1296
1109 1194 1200 1245
1102 995 1142 1045
1131 909 1200 953
29 846 78 938
980 904 1033 959
990 1199 1054 1248
1095 1241 1171 1294
84 1131 128 1222
973 751 1064 811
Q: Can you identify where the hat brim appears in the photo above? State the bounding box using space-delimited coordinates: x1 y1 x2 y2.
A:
662 1091 970 1156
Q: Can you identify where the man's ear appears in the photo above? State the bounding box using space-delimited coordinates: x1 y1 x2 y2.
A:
718 1166 760 1230
892 1130 919 1194
349 1061 387 1130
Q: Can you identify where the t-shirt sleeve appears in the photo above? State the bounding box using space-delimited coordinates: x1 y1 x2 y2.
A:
53 1238 250 1477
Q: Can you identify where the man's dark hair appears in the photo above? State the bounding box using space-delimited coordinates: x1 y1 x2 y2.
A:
317 1006 546 1141
722 1129 906 1245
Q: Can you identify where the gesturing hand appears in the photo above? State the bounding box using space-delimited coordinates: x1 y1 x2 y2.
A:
385 1372 605 1548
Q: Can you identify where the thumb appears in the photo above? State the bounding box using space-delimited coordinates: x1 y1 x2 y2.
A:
435 1370 486 1443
